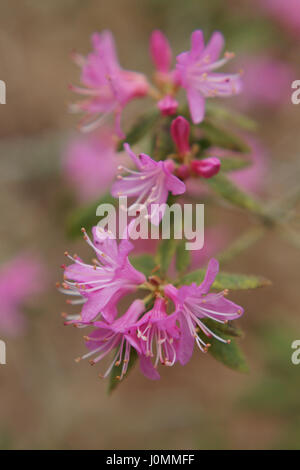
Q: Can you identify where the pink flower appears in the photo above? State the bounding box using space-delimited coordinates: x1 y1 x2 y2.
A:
79 299 145 380
164 258 244 365
171 116 190 155
150 30 172 75
111 143 186 225
135 298 180 380
61 227 146 323
191 157 221 178
63 128 120 202
0 255 45 336
70 30 149 137
260 0 300 38
176 30 242 124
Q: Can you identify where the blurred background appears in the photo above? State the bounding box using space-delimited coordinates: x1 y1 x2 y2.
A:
0 0 300 450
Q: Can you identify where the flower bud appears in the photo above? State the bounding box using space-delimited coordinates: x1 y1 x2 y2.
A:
158 95 178 116
150 30 172 73
191 157 221 178
171 116 190 155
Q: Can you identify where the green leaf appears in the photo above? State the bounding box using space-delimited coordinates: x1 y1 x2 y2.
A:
206 173 267 218
151 116 174 161
202 319 244 338
155 238 177 277
199 320 247 372
117 110 160 151
181 269 271 290
175 239 191 275
130 254 156 277
201 331 248 372
219 156 251 172
205 102 257 132
199 120 251 153
66 193 116 239
108 349 138 394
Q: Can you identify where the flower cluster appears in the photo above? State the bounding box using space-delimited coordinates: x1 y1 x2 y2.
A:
61 28 247 384
70 29 241 136
61 229 243 380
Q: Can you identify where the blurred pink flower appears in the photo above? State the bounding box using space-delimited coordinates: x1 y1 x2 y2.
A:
63 129 122 203
70 30 149 137
112 143 186 225
238 55 293 109
0 255 45 336
176 30 242 123
261 0 300 38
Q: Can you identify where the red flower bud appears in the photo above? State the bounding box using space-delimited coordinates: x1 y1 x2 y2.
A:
191 157 221 178
171 116 190 155
158 95 178 116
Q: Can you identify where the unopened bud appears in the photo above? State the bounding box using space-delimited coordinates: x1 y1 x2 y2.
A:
171 116 190 155
191 157 221 178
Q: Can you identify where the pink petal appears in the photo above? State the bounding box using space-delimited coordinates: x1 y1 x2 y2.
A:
203 31 224 62
199 258 219 294
139 355 160 380
81 287 119 321
190 30 205 59
165 171 186 195
187 87 206 124
178 313 194 365
150 30 172 73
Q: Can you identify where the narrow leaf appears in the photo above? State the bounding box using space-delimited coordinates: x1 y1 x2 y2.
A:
200 120 251 153
117 110 160 151
181 269 271 290
206 102 257 131
219 156 251 172
206 173 267 217
199 327 248 372
175 239 191 274
155 238 177 276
